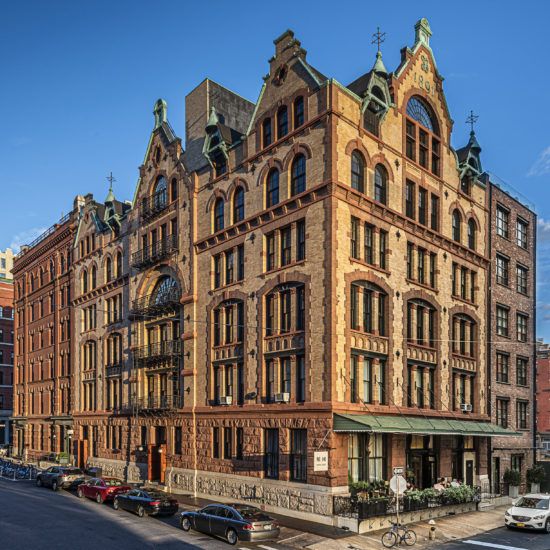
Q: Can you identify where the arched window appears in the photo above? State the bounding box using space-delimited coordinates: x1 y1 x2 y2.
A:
105 257 113 282
452 210 462 242
405 95 441 176
467 219 476 250
81 269 88 294
266 169 280 208
153 176 167 210
351 151 365 193
350 282 388 336
291 154 306 196
294 96 304 128
213 198 225 232
90 265 97 289
151 276 179 306
39 268 45 286
60 255 65 274
49 260 55 281
171 178 178 202
452 314 477 358
277 106 288 140
116 251 123 277
374 164 388 204
233 187 245 223
262 118 272 148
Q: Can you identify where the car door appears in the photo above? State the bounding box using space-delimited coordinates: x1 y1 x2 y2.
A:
82 478 94 498
210 507 231 538
46 467 58 486
195 505 217 533
120 489 137 511
95 479 106 499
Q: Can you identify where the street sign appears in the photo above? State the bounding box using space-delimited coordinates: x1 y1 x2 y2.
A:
389 474 407 494
313 451 328 472
393 466 404 476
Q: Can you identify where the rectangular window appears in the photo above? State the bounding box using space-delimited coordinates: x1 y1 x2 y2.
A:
296 285 305 331
431 138 440 176
516 265 528 294
225 249 234 285
237 245 245 281
379 230 387 269
496 399 509 428
223 427 232 459
429 253 436 288
406 120 416 161
350 355 358 403
419 130 429 168
266 233 275 271
496 254 509 286
516 313 528 342
496 205 509 238
265 294 275 336
290 429 307 482
214 254 222 288
212 427 220 458
362 357 373 404
350 217 359 259
237 363 244 405
364 224 374 264
280 357 291 395
418 188 428 225
296 355 305 402
213 309 221 346
460 267 467 299
517 219 528 249
405 180 415 219
350 285 359 330
224 364 233 398
296 219 306 261
266 359 275 402
280 290 291 333
511 454 524 473
430 194 439 231
496 353 509 383
406 243 414 280
417 248 426 284
517 357 528 386
280 225 292 266
496 306 509 337
516 401 528 430
265 429 279 479
236 427 244 460
470 272 476 302
362 289 372 333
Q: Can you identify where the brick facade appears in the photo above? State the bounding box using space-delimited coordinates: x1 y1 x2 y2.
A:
536 341 550 459
0 278 14 446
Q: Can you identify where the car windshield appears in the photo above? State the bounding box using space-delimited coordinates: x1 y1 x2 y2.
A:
233 505 272 521
145 492 165 499
515 497 550 510
103 479 124 486
63 468 83 475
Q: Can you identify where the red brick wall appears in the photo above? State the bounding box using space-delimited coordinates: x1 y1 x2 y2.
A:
0 280 14 413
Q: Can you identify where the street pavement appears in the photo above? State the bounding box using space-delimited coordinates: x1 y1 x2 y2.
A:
0 478 295 550
443 527 550 550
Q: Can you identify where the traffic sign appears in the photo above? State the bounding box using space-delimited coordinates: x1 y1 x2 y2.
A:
393 466 404 476
389 474 407 494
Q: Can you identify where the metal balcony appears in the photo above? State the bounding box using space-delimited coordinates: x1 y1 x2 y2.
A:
141 189 168 221
133 339 182 366
130 286 180 318
131 235 178 270
136 393 182 410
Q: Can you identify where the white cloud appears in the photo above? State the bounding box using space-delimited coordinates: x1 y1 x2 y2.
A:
9 227 48 253
538 218 550 243
528 145 550 177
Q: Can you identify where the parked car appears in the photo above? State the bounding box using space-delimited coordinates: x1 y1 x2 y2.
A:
113 488 179 517
77 477 132 503
179 503 280 545
36 466 86 491
505 494 550 532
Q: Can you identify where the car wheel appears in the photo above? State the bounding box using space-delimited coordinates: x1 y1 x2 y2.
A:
52 480 58 491
226 528 238 545
96 492 103 504
113 498 120 510
545 519 550 534
137 505 145 518
180 517 191 532
36 477 42 487
77 488 84 498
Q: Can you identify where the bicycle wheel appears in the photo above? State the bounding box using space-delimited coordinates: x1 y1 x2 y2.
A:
404 529 417 546
381 531 398 548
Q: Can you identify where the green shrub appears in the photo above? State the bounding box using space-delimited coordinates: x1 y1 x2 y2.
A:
526 465 546 485
503 468 521 486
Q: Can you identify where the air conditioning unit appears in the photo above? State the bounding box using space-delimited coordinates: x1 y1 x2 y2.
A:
219 395 233 406
460 403 473 412
274 393 290 403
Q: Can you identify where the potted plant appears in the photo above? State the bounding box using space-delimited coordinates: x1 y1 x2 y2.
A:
526 465 546 493
503 468 521 498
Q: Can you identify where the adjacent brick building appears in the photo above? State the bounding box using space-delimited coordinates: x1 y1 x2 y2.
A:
537 340 550 459
0 277 14 446
12 209 78 460
487 182 537 490
0 248 14 280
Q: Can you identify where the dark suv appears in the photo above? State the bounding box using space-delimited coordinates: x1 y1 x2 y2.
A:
36 466 86 491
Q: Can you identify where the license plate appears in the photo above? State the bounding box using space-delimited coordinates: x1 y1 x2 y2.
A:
163 503 170 507
516 523 525 527
264 524 272 530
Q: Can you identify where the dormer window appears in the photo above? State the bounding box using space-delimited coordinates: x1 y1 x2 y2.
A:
405 96 440 176
461 176 471 196
262 118 272 148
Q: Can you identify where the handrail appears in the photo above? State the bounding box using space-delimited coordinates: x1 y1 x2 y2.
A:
131 234 178 269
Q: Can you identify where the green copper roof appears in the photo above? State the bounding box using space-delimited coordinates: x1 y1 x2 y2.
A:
333 414 520 437
372 51 387 74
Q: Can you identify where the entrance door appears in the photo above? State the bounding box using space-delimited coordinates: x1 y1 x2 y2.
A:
148 444 161 482
75 440 88 469
465 460 474 486
492 457 501 494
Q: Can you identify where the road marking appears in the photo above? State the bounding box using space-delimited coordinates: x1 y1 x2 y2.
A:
258 546 279 550
463 541 528 550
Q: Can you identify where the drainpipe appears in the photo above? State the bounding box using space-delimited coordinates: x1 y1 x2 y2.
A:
532 212 538 466
487 182 493 484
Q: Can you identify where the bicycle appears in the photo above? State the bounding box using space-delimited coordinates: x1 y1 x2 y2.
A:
381 522 417 548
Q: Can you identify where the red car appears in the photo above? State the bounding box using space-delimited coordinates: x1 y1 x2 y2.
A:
77 477 132 504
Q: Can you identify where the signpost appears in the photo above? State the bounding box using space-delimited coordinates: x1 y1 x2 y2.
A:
389 468 407 527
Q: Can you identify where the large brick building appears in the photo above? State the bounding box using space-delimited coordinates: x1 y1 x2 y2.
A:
12 210 78 460
12 20 530 522
487 182 536 490
0 277 14 446
536 340 550 458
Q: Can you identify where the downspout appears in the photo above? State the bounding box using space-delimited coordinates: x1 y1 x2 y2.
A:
532 212 538 466
487 182 493 483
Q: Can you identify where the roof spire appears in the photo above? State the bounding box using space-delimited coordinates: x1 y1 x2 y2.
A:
371 26 387 73
105 172 116 203
206 106 219 133
466 109 479 135
153 98 167 129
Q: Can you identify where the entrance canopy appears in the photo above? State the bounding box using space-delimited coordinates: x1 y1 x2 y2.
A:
333 414 520 437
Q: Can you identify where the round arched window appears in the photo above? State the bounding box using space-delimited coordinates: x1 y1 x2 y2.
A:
151 276 179 305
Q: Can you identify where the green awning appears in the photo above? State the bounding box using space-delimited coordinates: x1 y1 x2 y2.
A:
333 414 520 437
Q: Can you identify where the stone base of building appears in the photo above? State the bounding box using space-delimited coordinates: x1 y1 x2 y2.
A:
87 457 147 483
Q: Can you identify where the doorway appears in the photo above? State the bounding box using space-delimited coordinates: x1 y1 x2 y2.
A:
147 443 166 483
465 460 474 486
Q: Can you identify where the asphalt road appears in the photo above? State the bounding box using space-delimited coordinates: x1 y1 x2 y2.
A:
0 478 293 550
443 526 550 550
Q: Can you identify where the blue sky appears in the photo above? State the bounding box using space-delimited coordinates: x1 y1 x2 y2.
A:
0 0 548 338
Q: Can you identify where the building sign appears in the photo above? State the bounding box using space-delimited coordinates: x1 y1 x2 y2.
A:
393 466 404 476
313 451 329 472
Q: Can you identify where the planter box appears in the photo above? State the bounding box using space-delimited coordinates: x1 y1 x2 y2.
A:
509 485 519 498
